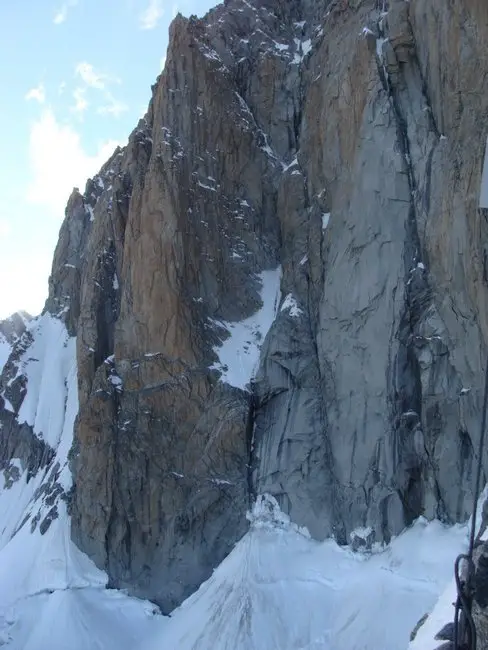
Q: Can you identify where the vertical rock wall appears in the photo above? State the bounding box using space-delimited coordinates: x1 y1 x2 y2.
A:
35 0 488 610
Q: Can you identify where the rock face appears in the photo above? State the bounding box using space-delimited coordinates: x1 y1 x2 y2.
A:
0 313 50 477
0 312 29 345
20 0 488 612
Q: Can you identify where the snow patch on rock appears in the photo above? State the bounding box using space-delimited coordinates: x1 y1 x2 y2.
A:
210 267 281 390
280 293 303 318
0 334 11 376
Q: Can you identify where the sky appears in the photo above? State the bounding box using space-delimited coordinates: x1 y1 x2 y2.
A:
0 0 217 320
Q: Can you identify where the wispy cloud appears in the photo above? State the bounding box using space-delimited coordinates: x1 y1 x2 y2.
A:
139 0 164 30
71 87 89 116
97 94 128 118
75 62 112 89
53 0 78 25
25 83 46 104
73 62 126 117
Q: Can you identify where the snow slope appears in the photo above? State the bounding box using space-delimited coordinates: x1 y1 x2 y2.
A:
140 495 468 650
408 486 488 649
0 314 163 649
408 578 457 650
0 313 473 650
16 314 79 449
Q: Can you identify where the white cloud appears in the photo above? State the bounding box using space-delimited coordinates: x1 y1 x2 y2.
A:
58 82 66 95
71 87 89 115
73 63 126 117
25 83 46 104
27 109 120 217
160 55 166 70
75 62 108 89
53 0 78 25
54 6 68 24
140 0 164 29
97 94 128 118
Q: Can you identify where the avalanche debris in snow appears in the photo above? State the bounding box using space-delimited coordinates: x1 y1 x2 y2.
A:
210 268 281 389
350 525 374 543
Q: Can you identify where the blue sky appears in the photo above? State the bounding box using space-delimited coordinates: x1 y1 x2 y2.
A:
0 0 217 319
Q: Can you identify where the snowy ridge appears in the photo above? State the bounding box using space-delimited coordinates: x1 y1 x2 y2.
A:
0 314 162 649
139 494 468 650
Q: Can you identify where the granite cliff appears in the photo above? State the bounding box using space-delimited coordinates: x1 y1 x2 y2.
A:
2 0 488 630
